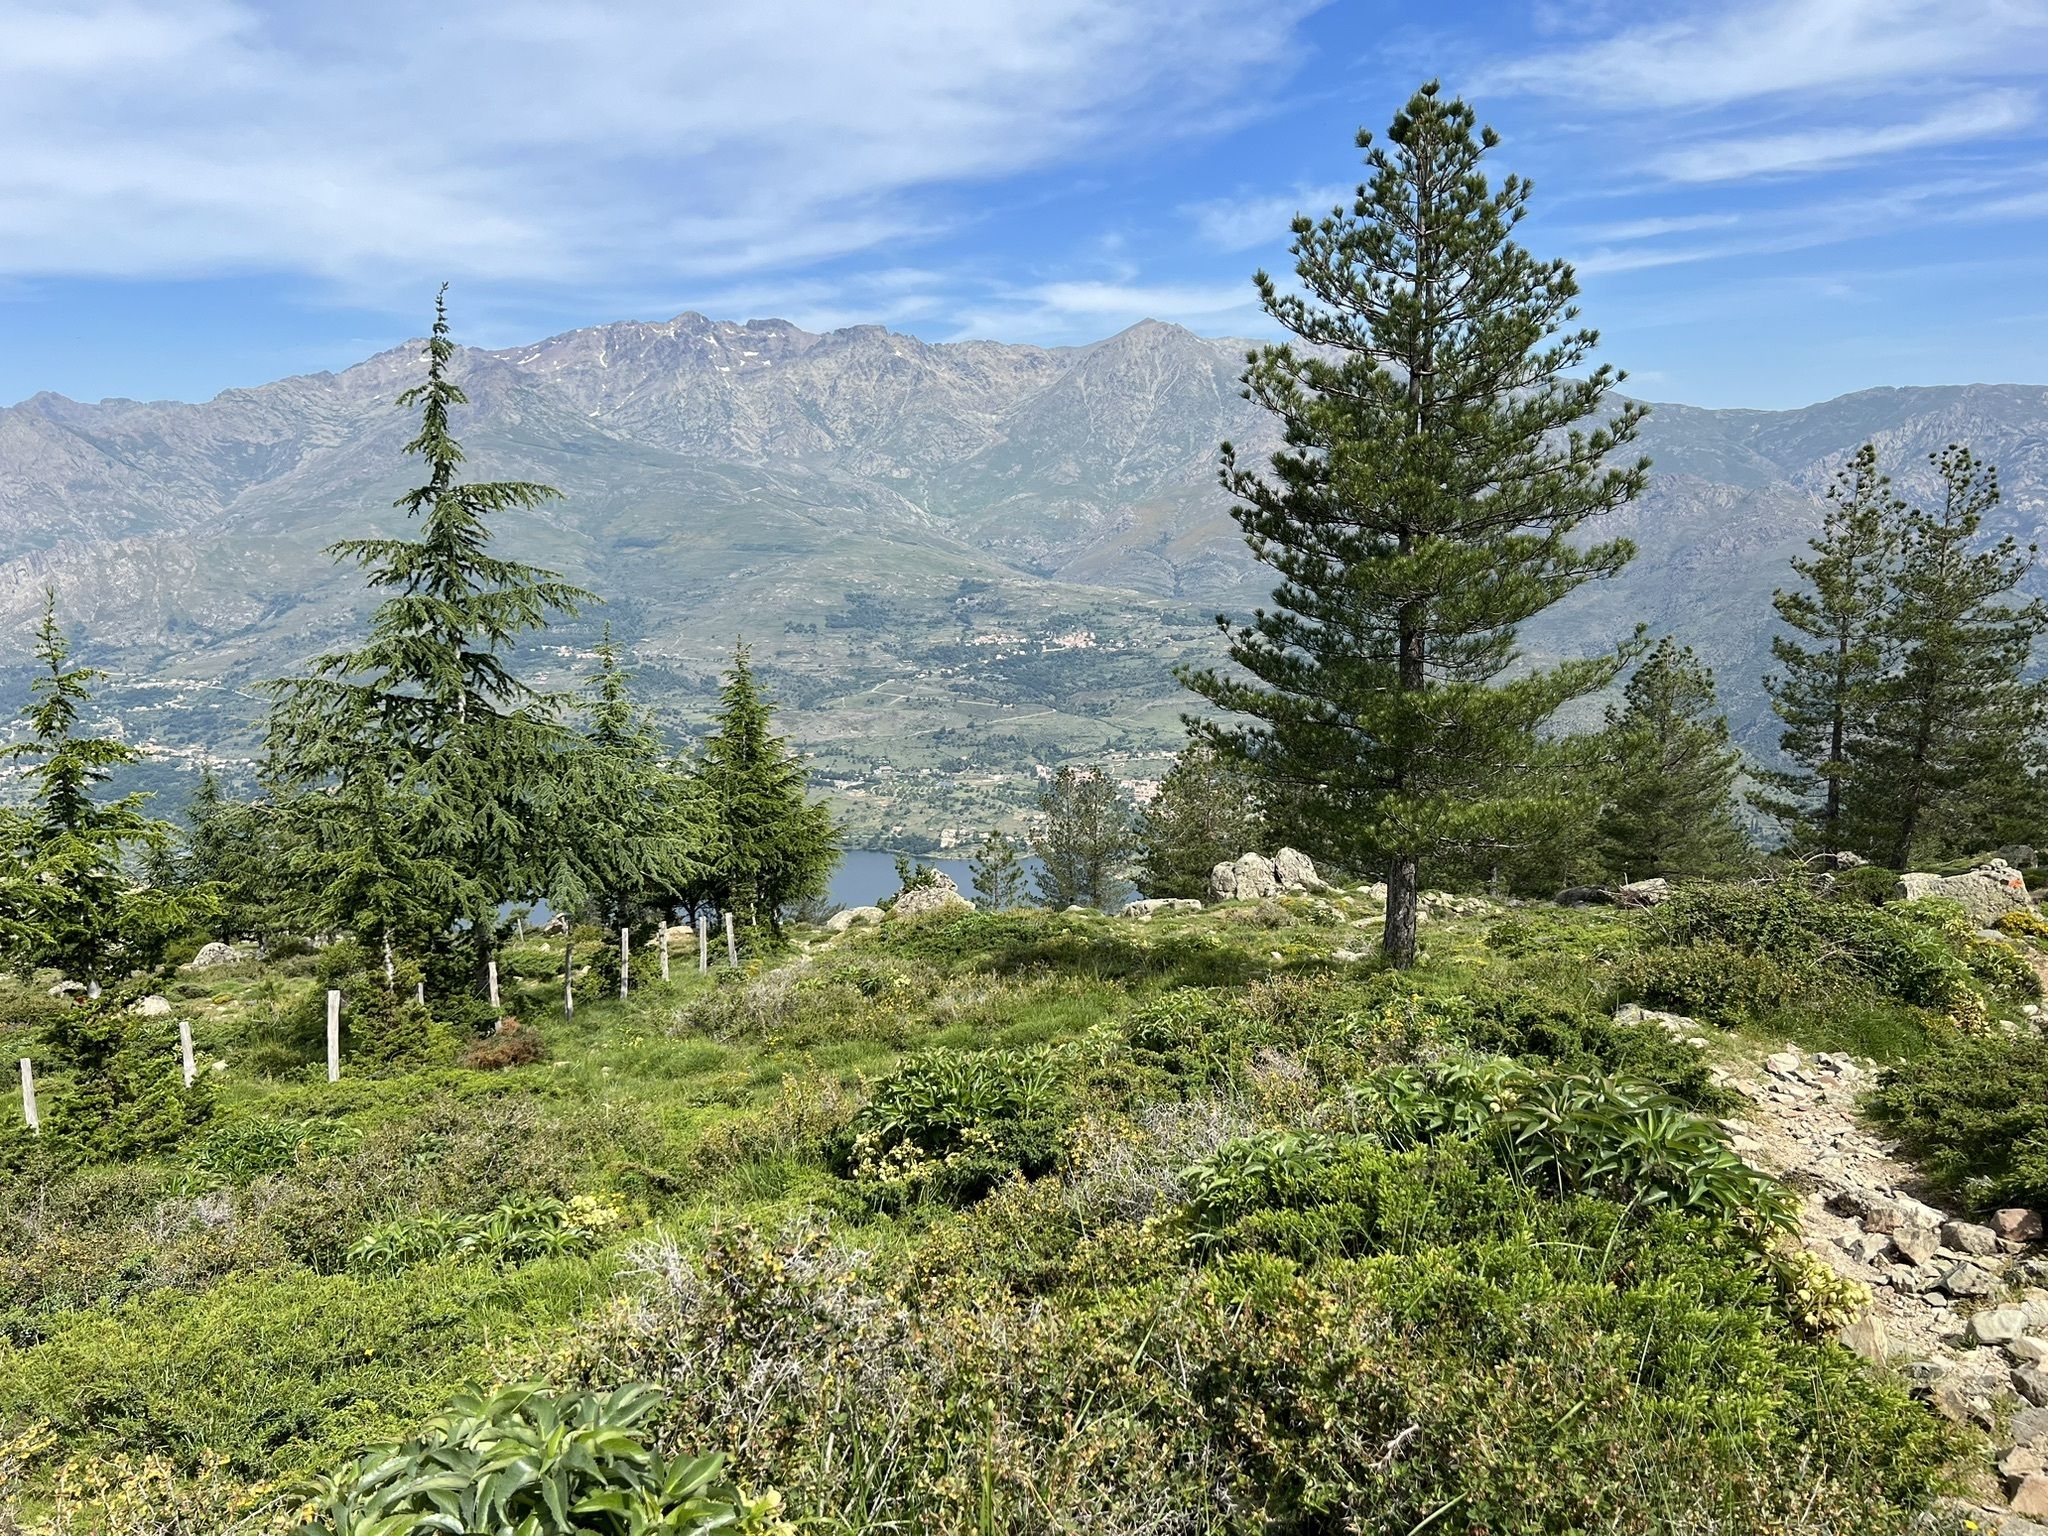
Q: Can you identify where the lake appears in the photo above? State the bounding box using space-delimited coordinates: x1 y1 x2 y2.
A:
828 848 982 909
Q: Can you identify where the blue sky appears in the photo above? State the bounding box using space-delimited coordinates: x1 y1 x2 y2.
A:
2 0 2045 410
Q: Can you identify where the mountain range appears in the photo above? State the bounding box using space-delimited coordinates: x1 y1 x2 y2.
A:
3 312 2046 844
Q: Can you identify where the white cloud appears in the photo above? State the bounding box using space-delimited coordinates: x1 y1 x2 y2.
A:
1653 91 2036 182
1480 0 2048 110
1181 183 1354 251
0 0 1318 301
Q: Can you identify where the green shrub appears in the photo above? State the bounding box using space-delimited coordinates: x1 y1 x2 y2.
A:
1628 938 1802 1023
1869 1033 2048 1212
305 1381 787 1535
195 1114 362 1181
832 1044 1076 1207
1830 864 1900 907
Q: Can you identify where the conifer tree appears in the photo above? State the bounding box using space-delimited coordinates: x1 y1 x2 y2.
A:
0 595 200 989
262 288 589 983
1032 767 1133 910
969 829 1029 911
182 764 286 943
1181 84 1647 967
1596 637 1751 880
695 643 838 935
550 627 714 931
1755 444 1902 852
1847 446 2048 866
1134 744 1265 899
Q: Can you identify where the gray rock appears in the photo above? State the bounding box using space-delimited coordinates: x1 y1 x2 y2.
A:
1764 1050 1802 1079
1121 897 1203 920
46 980 85 999
1946 1219 2005 1256
2012 1337 2048 1365
825 905 885 933
1895 861 2033 923
186 940 244 969
1614 876 1672 907
2017 1367 2048 1407
1836 1311 1888 1362
2002 845 2039 870
1272 847 1327 892
1971 1305 2033 1344
132 994 173 1017
1554 885 1616 907
1211 853 1281 903
891 873 974 919
1613 1003 1700 1035
1891 1222 1943 1265
2016 1406 2048 1448
1940 1261 2004 1298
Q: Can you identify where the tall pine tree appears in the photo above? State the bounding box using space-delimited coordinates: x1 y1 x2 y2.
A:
550 626 715 931
1182 83 1647 966
0 595 201 989
1596 637 1751 881
1846 445 2048 866
694 643 838 936
969 829 1029 911
1755 444 1901 852
262 288 589 984
1134 743 1265 899
1032 767 1133 910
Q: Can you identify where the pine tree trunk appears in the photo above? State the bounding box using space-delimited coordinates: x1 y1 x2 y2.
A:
1384 854 1419 968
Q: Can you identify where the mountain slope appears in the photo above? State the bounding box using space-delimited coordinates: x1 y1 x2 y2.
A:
2 314 2045 842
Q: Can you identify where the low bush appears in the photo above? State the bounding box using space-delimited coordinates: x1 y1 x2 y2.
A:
456 1017 549 1071
1868 1032 2048 1212
831 1043 1077 1207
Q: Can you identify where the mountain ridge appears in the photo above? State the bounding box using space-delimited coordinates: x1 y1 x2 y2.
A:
5 311 2048 844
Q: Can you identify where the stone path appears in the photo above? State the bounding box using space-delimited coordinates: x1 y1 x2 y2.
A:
1620 1008 2048 1528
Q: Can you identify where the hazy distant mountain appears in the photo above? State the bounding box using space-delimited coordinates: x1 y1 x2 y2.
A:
2 312 2044 842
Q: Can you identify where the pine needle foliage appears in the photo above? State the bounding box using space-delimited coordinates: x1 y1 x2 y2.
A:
694 644 838 936
1135 744 1266 900
1032 767 1134 910
1180 83 1648 966
0 595 199 987
1755 444 1903 852
1596 637 1751 881
1846 445 2048 866
261 288 591 973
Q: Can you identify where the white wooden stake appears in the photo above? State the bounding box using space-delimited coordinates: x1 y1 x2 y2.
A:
326 989 341 1082
178 1019 196 1088
19 1059 37 1133
659 923 671 982
725 911 739 969
620 927 631 998
564 942 575 1019
488 959 500 1009
416 980 426 1006
697 913 709 973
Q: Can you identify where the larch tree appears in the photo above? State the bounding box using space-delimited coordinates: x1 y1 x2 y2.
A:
261 287 589 986
1595 637 1751 881
1755 444 1902 853
1180 83 1647 967
1032 766 1133 910
1846 445 2048 866
694 643 838 936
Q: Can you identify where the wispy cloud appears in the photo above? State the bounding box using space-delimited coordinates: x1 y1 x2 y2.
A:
0 0 1318 305
1181 184 1353 251
1480 0 2048 110
1653 92 2036 182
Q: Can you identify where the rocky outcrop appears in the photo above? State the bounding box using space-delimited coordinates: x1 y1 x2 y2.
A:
1555 878 1671 908
132 994 172 1017
1209 849 1327 902
825 905 885 933
1896 860 2033 923
1121 897 1203 920
890 872 974 919
185 940 246 969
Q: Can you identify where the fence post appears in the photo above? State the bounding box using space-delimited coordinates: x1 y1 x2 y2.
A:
416 980 426 1007
659 923 671 982
620 927 631 999
725 911 739 969
697 913 709 974
564 941 575 1019
488 959 500 1009
326 989 341 1083
18 1059 37 1133
178 1019 196 1088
